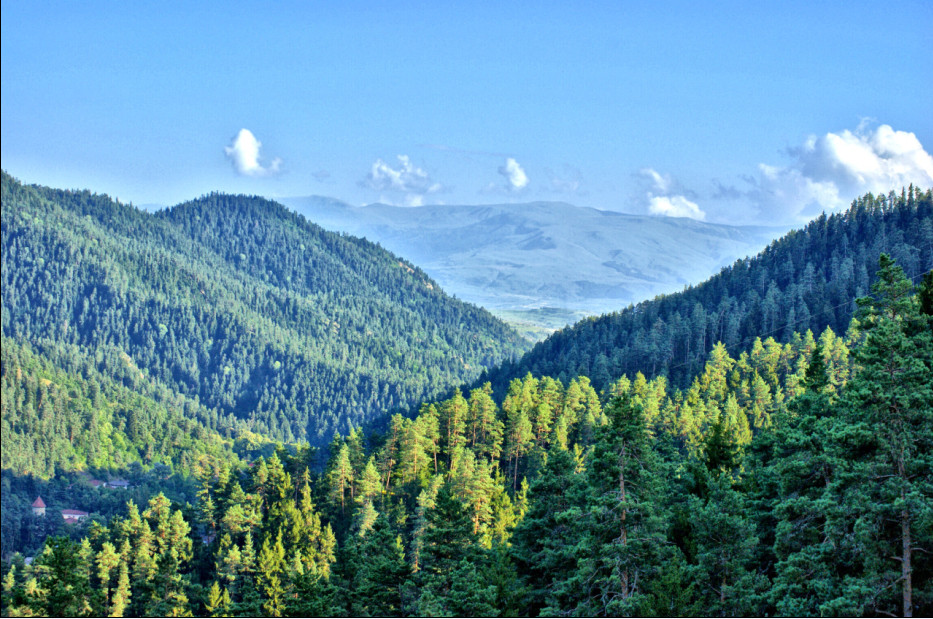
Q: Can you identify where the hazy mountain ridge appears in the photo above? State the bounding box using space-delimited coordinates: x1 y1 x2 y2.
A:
479 187 933 394
281 197 782 327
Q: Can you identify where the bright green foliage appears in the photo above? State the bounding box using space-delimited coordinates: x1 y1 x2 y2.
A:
256 531 287 617
0 337 250 479
204 581 231 617
503 376 536 490
328 444 354 513
4 189 932 618
27 537 95 617
467 383 503 462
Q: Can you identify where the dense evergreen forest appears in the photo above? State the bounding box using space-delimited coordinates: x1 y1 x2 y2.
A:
2 256 930 617
483 187 933 394
1 171 528 448
1 178 931 617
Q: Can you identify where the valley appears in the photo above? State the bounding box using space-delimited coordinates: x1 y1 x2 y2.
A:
282 196 783 336
2 177 931 617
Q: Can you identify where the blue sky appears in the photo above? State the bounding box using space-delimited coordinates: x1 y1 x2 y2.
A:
2 0 931 225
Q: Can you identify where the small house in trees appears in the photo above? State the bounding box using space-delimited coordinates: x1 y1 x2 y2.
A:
31 497 46 517
108 479 131 489
61 509 89 522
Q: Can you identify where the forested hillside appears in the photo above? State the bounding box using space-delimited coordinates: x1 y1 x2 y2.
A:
1 171 528 446
0 337 258 479
483 187 933 394
4 255 929 617
2 180 931 616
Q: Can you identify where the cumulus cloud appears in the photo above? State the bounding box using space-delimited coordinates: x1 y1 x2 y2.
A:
648 195 706 219
636 167 706 220
748 123 933 223
360 155 443 206
224 129 282 177
499 157 529 191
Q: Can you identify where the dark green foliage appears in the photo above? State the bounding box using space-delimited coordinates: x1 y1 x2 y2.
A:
510 447 580 616
341 515 410 617
545 394 671 616
824 256 933 616
1 171 528 448
483 187 932 395
3 181 932 618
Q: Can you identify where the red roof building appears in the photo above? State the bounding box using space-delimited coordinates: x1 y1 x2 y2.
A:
61 509 89 522
32 497 46 516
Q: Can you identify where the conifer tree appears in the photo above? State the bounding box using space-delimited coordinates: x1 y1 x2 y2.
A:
511 447 581 616
548 393 669 616
826 256 933 617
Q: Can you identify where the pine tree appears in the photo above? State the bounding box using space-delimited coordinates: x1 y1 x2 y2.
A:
204 581 231 617
328 443 355 514
348 515 410 617
29 536 94 617
547 393 670 616
825 256 933 617
511 447 581 616
688 475 769 616
256 531 287 617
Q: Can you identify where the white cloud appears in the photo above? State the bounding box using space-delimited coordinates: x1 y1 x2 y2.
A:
648 195 706 220
361 155 443 206
499 157 529 190
749 123 933 223
224 129 282 177
636 167 706 220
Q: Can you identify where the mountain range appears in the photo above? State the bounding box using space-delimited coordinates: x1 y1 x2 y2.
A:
281 197 782 334
482 187 933 394
0 171 527 457
3 174 931 617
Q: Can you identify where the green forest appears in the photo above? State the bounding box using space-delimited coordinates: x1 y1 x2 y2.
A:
1 176 932 617
484 187 933 393
1 170 528 451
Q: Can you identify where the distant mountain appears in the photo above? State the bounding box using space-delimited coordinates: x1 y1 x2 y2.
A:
479 187 933 395
281 197 781 331
1 172 528 448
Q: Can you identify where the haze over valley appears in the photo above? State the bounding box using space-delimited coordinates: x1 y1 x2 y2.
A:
283 196 783 334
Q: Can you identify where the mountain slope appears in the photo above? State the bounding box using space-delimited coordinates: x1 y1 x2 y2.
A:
282 197 780 325
479 187 933 394
1 172 528 446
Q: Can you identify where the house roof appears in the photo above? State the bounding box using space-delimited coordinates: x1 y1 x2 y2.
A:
32 497 46 508
61 509 89 517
